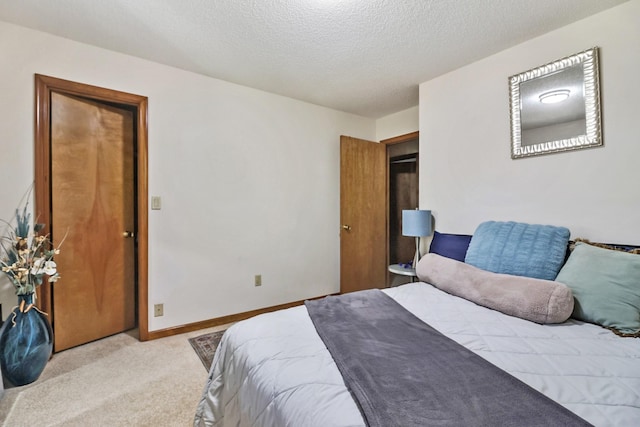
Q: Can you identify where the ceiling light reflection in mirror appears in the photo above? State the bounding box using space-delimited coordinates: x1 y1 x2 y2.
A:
539 89 571 104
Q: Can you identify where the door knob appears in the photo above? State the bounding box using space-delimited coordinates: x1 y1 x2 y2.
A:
123 231 135 238
341 224 352 232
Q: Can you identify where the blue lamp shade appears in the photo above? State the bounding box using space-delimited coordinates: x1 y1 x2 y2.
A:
402 210 432 237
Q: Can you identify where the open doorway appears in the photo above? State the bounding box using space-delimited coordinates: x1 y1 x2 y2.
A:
383 133 419 286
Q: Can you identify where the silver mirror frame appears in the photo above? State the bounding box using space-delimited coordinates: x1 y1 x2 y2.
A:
509 47 602 159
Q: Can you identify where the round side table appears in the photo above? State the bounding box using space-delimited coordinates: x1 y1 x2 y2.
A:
388 264 417 282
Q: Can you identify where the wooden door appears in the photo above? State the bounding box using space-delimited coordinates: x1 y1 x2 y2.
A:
50 92 136 351
340 136 387 293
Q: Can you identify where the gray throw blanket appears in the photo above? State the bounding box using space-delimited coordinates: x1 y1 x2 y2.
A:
305 289 592 427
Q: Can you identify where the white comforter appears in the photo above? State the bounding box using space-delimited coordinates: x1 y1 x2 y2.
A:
194 282 640 427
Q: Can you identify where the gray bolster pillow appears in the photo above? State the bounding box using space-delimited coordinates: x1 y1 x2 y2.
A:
416 253 574 324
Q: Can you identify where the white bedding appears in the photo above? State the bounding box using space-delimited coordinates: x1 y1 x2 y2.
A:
194 282 640 426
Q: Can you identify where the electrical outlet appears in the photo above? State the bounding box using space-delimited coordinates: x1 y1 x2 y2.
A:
151 196 162 210
255 275 262 286
154 303 164 317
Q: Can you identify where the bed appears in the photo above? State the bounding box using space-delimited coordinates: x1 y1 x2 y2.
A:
194 222 640 426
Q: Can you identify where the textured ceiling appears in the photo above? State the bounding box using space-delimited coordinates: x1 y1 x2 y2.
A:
0 0 628 118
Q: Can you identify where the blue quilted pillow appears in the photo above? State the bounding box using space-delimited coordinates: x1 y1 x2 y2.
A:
464 221 570 280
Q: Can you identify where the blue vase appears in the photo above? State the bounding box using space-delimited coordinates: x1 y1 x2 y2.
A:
0 293 53 386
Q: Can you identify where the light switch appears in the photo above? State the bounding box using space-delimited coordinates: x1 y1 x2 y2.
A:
151 196 162 210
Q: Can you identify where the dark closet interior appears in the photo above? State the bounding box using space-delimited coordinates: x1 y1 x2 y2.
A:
387 137 419 286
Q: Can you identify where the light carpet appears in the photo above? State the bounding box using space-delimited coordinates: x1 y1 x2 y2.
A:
0 325 229 426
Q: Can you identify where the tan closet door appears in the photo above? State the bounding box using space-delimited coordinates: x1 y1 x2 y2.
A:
51 92 136 351
340 136 387 293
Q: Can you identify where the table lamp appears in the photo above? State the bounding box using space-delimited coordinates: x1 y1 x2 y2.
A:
402 209 432 269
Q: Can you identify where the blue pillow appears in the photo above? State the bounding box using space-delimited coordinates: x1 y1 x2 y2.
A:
556 242 640 335
428 231 472 262
464 221 570 281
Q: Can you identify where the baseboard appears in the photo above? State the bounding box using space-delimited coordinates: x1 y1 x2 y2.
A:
145 293 334 340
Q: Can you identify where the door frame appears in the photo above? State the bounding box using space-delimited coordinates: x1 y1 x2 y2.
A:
380 131 419 147
33 74 150 341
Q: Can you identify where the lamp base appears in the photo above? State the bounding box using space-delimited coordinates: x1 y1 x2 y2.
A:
412 236 420 269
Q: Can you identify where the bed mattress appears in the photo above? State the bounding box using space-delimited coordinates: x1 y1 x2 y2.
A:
194 282 640 426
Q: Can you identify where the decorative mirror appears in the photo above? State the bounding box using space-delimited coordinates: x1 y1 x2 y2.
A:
509 47 602 159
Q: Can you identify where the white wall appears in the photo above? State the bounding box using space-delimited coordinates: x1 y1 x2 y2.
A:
0 21 375 330
376 106 419 141
419 0 640 244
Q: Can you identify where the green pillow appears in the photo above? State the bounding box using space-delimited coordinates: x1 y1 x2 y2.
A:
555 242 640 335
